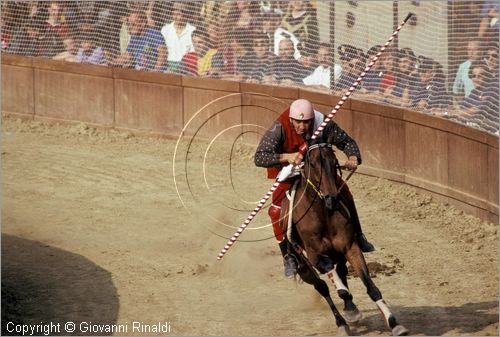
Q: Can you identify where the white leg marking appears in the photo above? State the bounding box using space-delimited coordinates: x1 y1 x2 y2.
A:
327 267 349 292
376 299 392 321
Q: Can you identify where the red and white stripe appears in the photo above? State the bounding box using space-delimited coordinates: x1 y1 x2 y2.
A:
217 13 413 261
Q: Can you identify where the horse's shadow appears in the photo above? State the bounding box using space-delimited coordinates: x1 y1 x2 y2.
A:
1 234 119 336
351 301 498 336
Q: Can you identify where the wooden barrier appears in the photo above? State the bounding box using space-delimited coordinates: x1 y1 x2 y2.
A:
2 55 498 223
1 55 34 118
113 68 183 134
33 58 115 125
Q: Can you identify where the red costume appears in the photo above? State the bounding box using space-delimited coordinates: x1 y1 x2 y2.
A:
267 109 298 242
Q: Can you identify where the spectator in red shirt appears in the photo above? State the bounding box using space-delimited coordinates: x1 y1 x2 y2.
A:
180 28 218 77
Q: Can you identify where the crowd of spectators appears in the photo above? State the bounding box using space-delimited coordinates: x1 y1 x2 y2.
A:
1 0 498 134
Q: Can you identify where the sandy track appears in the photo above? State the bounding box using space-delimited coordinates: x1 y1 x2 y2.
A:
1 117 498 336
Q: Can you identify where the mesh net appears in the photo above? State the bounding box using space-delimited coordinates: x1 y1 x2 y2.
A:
1 0 499 135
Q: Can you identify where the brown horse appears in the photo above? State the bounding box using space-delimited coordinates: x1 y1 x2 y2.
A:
280 142 408 336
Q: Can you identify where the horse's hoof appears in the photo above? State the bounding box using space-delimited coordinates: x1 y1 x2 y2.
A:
343 308 362 323
392 325 409 336
337 325 350 336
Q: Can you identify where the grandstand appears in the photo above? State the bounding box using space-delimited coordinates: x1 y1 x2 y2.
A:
1 0 498 135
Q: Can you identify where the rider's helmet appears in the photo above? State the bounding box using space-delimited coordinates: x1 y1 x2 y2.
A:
289 99 314 120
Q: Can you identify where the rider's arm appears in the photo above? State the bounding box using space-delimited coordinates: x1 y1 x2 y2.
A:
323 121 362 165
254 122 285 168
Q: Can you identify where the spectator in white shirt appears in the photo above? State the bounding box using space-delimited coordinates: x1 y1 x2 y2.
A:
160 2 196 73
303 43 341 90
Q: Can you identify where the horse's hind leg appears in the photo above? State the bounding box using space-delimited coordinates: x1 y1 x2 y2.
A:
345 247 409 336
325 264 362 323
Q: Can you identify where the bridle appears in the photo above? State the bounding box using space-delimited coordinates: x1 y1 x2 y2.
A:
302 143 336 200
302 143 357 209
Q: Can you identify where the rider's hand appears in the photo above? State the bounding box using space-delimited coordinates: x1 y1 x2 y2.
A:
281 152 303 166
343 156 358 171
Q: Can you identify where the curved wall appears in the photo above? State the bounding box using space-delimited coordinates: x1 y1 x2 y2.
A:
2 55 498 223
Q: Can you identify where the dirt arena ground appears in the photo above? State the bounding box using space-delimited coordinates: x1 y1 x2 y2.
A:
2 116 498 336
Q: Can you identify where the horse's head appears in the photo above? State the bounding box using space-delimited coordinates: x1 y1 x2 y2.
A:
303 142 339 210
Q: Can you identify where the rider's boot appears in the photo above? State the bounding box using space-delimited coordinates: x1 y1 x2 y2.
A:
337 177 375 253
279 239 297 279
356 232 375 253
347 200 375 253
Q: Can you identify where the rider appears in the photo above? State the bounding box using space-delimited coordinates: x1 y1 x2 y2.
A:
254 98 375 278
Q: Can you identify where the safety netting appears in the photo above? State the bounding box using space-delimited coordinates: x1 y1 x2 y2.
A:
1 0 498 135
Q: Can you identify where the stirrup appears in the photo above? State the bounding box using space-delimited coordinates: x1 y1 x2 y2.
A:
283 254 297 279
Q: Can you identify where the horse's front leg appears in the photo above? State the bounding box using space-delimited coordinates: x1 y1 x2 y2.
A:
325 263 362 323
345 246 409 336
295 252 351 336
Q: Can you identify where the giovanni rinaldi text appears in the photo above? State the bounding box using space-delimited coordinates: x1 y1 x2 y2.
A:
5 321 172 335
